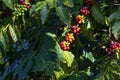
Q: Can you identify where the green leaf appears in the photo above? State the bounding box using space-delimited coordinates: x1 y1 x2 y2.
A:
46 32 66 63
46 0 57 8
96 75 105 80
74 0 83 5
35 1 46 11
2 0 15 10
62 0 74 7
62 51 74 67
13 55 33 80
56 6 71 27
34 53 55 76
92 5 106 24
0 66 10 80
55 42 66 63
30 1 46 15
0 31 9 50
8 25 18 42
83 52 95 62
54 67 65 79
40 4 50 24
34 54 44 71
112 21 120 39
0 51 4 64
46 32 56 38
109 8 120 22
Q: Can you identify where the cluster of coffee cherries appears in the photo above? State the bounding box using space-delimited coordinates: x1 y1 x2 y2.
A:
12 4 28 17
107 40 120 59
76 0 93 23
59 0 94 51
59 26 80 50
13 0 31 17
19 0 31 9
78 0 94 16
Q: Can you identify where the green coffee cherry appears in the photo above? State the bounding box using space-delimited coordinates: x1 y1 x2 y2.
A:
12 4 28 17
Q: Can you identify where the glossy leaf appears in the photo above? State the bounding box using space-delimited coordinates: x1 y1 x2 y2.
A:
46 0 56 8
109 8 120 22
0 31 9 50
46 32 66 63
62 51 74 67
8 25 18 42
83 52 95 62
62 0 73 7
2 0 15 10
55 42 66 63
92 5 106 24
30 1 46 15
56 6 71 27
40 4 50 24
112 21 120 39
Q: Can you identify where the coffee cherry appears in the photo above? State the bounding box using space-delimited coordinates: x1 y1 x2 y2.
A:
86 0 94 5
19 0 31 9
60 41 70 50
76 15 84 24
107 41 120 59
71 25 80 34
65 33 75 43
13 4 27 17
26 4 30 9
86 0 94 9
80 7 90 16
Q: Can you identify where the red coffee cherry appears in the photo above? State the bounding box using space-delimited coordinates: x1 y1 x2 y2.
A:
85 0 94 9
25 4 31 9
80 7 90 16
71 25 80 34
107 41 120 59
86 0 94 6
60 41 70 50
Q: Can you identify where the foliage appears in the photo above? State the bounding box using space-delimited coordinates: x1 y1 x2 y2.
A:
0 0 120 80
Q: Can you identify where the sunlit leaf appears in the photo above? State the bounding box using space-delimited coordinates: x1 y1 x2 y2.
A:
8 25 18 42
30 1 46 15
62 0 74 7
46 0 57 8
55 42 66 63
62 51 74 67
0 31 9 50
54 67 66 80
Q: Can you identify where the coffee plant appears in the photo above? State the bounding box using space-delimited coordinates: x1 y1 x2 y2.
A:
0 0 120 80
